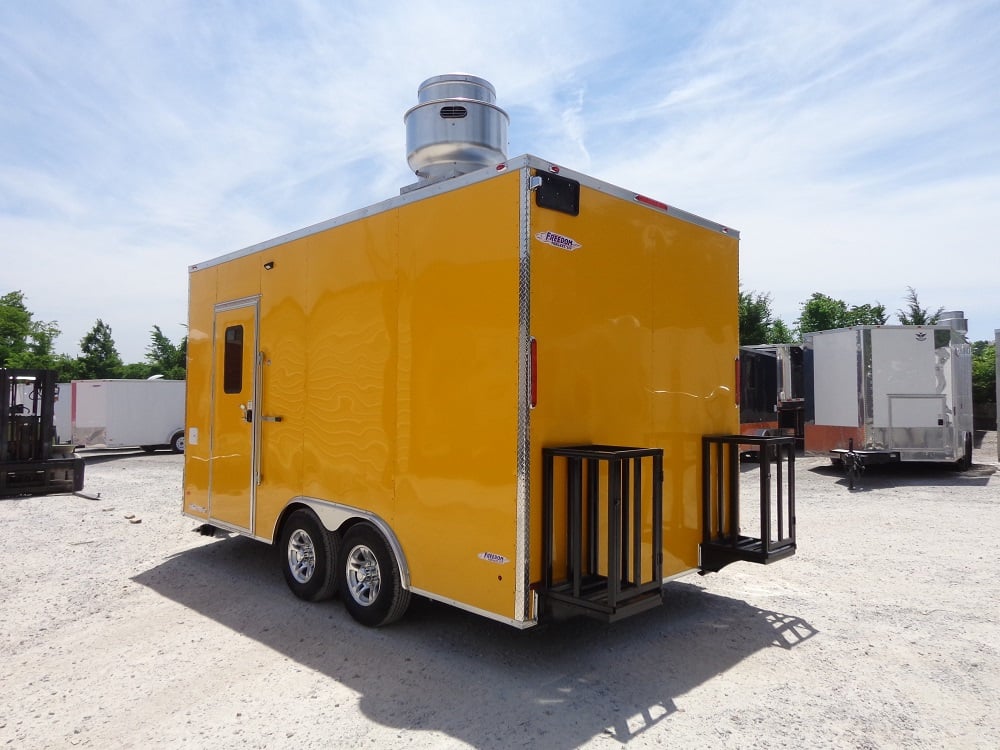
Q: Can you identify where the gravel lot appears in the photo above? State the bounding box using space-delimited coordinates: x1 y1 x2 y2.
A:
2 435 998 749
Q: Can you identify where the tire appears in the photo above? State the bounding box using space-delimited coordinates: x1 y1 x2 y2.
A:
169 431 185 454
279 509 338 602
339 523 410 627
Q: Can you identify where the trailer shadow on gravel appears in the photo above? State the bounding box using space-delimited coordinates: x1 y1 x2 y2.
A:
810 460 996 492
133 535 816 748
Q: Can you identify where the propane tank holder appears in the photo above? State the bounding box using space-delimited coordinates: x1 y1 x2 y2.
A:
541 445 664 622
699 434 796 572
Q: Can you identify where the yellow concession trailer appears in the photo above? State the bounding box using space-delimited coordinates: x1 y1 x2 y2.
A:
184 153 796 628
184 73 795 627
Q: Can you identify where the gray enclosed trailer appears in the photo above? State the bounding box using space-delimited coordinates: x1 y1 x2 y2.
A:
803 313 974 468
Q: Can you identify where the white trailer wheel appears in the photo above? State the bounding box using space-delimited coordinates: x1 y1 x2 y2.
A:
288 529 318 584
345 543 381 605
170 431 185 453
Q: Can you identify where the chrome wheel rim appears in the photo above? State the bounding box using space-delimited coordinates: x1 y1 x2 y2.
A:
345 544 381 606
287 529 316 584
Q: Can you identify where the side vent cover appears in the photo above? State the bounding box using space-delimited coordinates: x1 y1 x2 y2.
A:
534 172 580 216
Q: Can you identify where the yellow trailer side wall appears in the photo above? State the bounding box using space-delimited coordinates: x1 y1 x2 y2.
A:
257 235 311 532
392 173 522 616
528 181 739 582
187 173 524 620
298 220 398 528
184 265 214 519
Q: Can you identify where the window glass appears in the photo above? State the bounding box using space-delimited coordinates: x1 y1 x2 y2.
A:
223 325 244 394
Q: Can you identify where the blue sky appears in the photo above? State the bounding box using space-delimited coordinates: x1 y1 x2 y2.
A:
2 1 998 362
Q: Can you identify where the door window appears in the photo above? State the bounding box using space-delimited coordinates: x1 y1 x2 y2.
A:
223 325 244 394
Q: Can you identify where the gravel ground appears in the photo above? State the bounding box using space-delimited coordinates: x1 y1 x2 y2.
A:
1 434 998 749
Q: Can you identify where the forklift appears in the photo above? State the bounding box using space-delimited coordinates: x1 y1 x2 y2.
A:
1 368 84 497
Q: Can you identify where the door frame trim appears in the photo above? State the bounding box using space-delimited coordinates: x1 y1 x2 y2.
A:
208 295 261 533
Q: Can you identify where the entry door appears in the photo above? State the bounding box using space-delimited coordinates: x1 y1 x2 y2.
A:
887 394 949 451
208 298 259 531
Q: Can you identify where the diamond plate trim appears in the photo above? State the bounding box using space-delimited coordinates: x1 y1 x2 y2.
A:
515 165 532 622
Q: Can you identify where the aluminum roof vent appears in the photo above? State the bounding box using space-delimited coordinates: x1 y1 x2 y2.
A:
938 311 968 332
403 74 509 192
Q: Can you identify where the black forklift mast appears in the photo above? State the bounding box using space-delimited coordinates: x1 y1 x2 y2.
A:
1 368 84 497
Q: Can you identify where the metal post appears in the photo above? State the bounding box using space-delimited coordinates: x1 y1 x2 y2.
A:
608 458 622 609
787 446 796 545
568 457 582 597
701 438 712 544
542 452 554 589
760 445 772 553
775 444 785 543
653 452 663 582
632 457 642 586
587 458 599 576
620 457 630 587
728 442 739 545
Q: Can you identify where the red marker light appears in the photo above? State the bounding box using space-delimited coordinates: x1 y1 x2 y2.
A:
548 165 560 174
496 163 507 171
734 356 741 407
635 194 669 212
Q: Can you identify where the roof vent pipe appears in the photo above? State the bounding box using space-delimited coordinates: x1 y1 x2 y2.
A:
938 311 968 332
402 74 508 192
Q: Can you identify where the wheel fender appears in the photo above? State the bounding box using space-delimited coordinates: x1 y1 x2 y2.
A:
282 497 411 590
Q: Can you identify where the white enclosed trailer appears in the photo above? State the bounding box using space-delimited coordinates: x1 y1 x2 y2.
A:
803 313 974 467
71 379 186 452
53 383 71 444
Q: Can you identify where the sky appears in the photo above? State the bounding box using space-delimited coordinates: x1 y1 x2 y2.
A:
2 0 999 363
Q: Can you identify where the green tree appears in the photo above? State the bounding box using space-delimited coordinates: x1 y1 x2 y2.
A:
768 319 794 344
119 362 153 379
849 303 889 327
1 290 66 371
145 325 186 379
0 291 32 365
896 286 944 326
738 289 793 345
796 292 887 336
50 354 81 382
77 319 124 379
972 340 996 406
739 290 773 345
796 293 847 334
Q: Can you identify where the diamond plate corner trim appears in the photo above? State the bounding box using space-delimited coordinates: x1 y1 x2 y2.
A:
515 165 533 622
